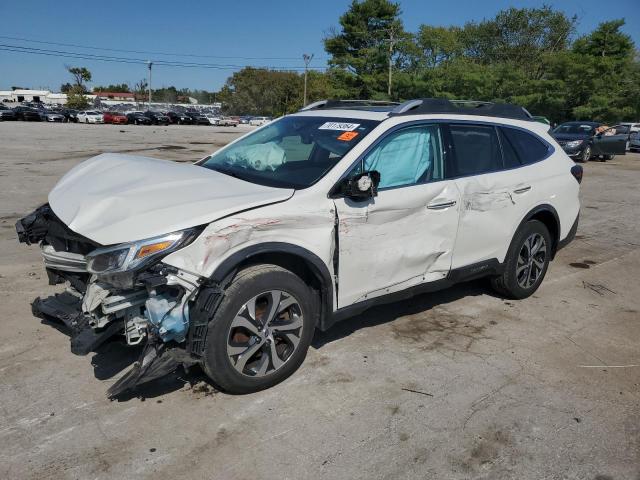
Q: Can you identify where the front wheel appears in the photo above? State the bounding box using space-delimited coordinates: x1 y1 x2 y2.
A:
200 264 317 394
581 146 591 162
490 220 551 299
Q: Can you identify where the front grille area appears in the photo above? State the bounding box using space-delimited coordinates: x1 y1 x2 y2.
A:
41 245 87 272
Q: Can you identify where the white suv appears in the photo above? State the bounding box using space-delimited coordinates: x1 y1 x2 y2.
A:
16 99 581 397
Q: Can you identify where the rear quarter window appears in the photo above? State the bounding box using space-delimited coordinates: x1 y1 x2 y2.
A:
501 127 550 165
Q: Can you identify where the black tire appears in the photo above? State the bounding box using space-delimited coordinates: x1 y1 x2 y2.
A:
603 154 614 161
580 145 591 162
490 220 552 299
201 264 317 394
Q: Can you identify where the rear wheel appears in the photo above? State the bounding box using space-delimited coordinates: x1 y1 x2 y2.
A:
603 154 614 161
490 220 551 299
201 264 317 394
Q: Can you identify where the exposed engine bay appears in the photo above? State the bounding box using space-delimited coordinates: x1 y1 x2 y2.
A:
16 205 214 398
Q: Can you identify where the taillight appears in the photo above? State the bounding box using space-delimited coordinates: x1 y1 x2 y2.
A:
571 164 583 184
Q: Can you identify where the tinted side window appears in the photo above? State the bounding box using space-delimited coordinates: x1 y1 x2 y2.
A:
501 127 549 165
498 128 521 168
361 125 444 189
449 124 502 176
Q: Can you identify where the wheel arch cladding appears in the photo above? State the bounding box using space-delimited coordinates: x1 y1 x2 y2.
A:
209 242 334 330
523 205 560 257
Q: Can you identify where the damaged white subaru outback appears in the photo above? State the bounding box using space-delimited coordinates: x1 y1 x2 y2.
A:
16 99 581 397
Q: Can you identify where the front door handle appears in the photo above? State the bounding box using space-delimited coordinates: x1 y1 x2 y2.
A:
427 200 457 210
513 185 531 194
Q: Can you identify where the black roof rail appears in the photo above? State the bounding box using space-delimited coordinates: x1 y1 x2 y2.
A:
390 98 533 121
299 99 401 112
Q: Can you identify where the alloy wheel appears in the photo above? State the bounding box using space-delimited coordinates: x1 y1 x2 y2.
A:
516 233 547 289
226 290 304 377
582 146 591 162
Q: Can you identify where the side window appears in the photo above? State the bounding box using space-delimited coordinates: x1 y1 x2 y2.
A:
497 128 521 169
362 125 444 189
501 127 549 165
449 124 502 176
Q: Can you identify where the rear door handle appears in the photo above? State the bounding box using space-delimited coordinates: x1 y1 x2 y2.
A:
513 185 531 194
427 200 457 210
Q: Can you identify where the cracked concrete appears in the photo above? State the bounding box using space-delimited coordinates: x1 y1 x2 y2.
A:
0 122 639 479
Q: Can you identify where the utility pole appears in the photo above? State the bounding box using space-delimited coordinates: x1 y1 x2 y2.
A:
387 28 395 98
147 61 153 109
302 53 314 106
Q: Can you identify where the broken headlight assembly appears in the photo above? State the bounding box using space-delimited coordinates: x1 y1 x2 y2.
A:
86 228 200 274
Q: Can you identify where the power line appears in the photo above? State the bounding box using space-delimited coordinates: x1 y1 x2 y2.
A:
0 34 330 61
0 44 326 71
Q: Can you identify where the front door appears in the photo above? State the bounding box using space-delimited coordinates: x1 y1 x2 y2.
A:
592 127 627 155
333 124 460 307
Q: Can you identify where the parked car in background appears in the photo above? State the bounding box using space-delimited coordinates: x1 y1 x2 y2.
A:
0 105 16 121
204 114 220 125
103 111 128 125
617 122 640 133
43 110 65 123
608 124 636 152
551 121 626 161
60 109 78 123
239 116 252 124
126 112 152 125
166 111 193 125
249 116 272 126
143 111 170 125
185 111 210 125
217 117 239 127
15 98 581 397
629 131 640 152
13 106 43 121
532 115 551 126
77 111 104 124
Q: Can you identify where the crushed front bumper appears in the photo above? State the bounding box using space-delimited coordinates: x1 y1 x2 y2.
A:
16 204 206 397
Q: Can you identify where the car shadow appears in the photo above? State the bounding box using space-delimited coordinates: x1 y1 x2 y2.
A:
312 279 492 349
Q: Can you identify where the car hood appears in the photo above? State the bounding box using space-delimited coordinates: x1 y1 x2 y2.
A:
48 153 294 245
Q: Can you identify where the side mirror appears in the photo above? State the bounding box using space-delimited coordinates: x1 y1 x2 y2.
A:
342 171 381 199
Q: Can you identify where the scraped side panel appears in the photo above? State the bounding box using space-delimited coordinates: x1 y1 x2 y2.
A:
163 192 337 306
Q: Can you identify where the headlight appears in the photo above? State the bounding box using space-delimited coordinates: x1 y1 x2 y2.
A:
565 140 584 148
86 229 199 274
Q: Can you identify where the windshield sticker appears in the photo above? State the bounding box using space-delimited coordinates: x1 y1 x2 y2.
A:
318 122 360 131
337 131 359 141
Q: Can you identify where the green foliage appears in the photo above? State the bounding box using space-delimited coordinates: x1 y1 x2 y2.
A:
92 83 130 93
65 85 89 110
320 2 640 123
573 19 634 59
66 66 92 91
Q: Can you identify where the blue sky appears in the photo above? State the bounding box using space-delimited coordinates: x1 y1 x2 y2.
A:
1 0 638 92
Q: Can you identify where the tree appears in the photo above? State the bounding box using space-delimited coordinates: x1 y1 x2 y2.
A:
60 83 73 93
461 6 576 79
66 66 92 92
92 83 131 93
324 0 406 98
65 85 89 110
573 19 634 59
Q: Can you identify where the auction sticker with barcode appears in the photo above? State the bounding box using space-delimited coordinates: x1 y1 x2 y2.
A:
318 122 360 131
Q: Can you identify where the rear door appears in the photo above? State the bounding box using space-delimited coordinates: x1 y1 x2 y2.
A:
445 123 554 268
333 123 460 307
592 126 627 155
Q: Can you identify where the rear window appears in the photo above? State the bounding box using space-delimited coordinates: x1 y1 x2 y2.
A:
501 127 549 165
201 116 379 188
